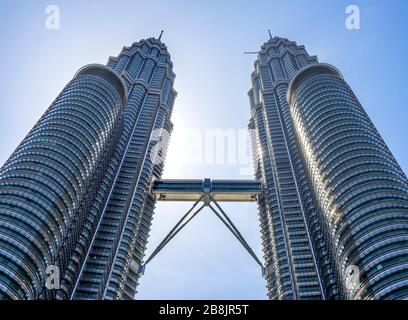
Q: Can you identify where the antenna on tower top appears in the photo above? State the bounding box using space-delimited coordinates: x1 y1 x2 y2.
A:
268 29 272 39
158 30 164 41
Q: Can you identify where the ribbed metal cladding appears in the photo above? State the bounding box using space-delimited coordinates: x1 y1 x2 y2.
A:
0 65 126 299
288 64 408 299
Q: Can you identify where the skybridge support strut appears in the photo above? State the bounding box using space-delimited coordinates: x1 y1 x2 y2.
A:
209 196 265 274
138 196 205 274
139 196 265 277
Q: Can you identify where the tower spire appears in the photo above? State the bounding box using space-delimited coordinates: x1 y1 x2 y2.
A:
268 29 272 39
158 30 164 41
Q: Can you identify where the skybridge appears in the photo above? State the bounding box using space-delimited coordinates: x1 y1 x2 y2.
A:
151 178 262 203
139 178 266 277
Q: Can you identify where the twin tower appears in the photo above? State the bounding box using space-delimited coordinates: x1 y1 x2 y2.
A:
0 36 408 300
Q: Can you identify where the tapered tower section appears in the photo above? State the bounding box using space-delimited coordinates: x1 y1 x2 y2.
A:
249 36 408 300
249 37 341 299
71 38 176 300
0 37 176 300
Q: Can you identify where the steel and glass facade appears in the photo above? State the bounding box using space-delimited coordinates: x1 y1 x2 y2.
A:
0 37 176 300
249 36 408 299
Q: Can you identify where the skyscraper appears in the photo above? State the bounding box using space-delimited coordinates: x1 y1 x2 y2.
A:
249 36 408 300
0 37 176 300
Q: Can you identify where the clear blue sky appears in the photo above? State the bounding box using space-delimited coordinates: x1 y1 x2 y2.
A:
0 0 407 299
